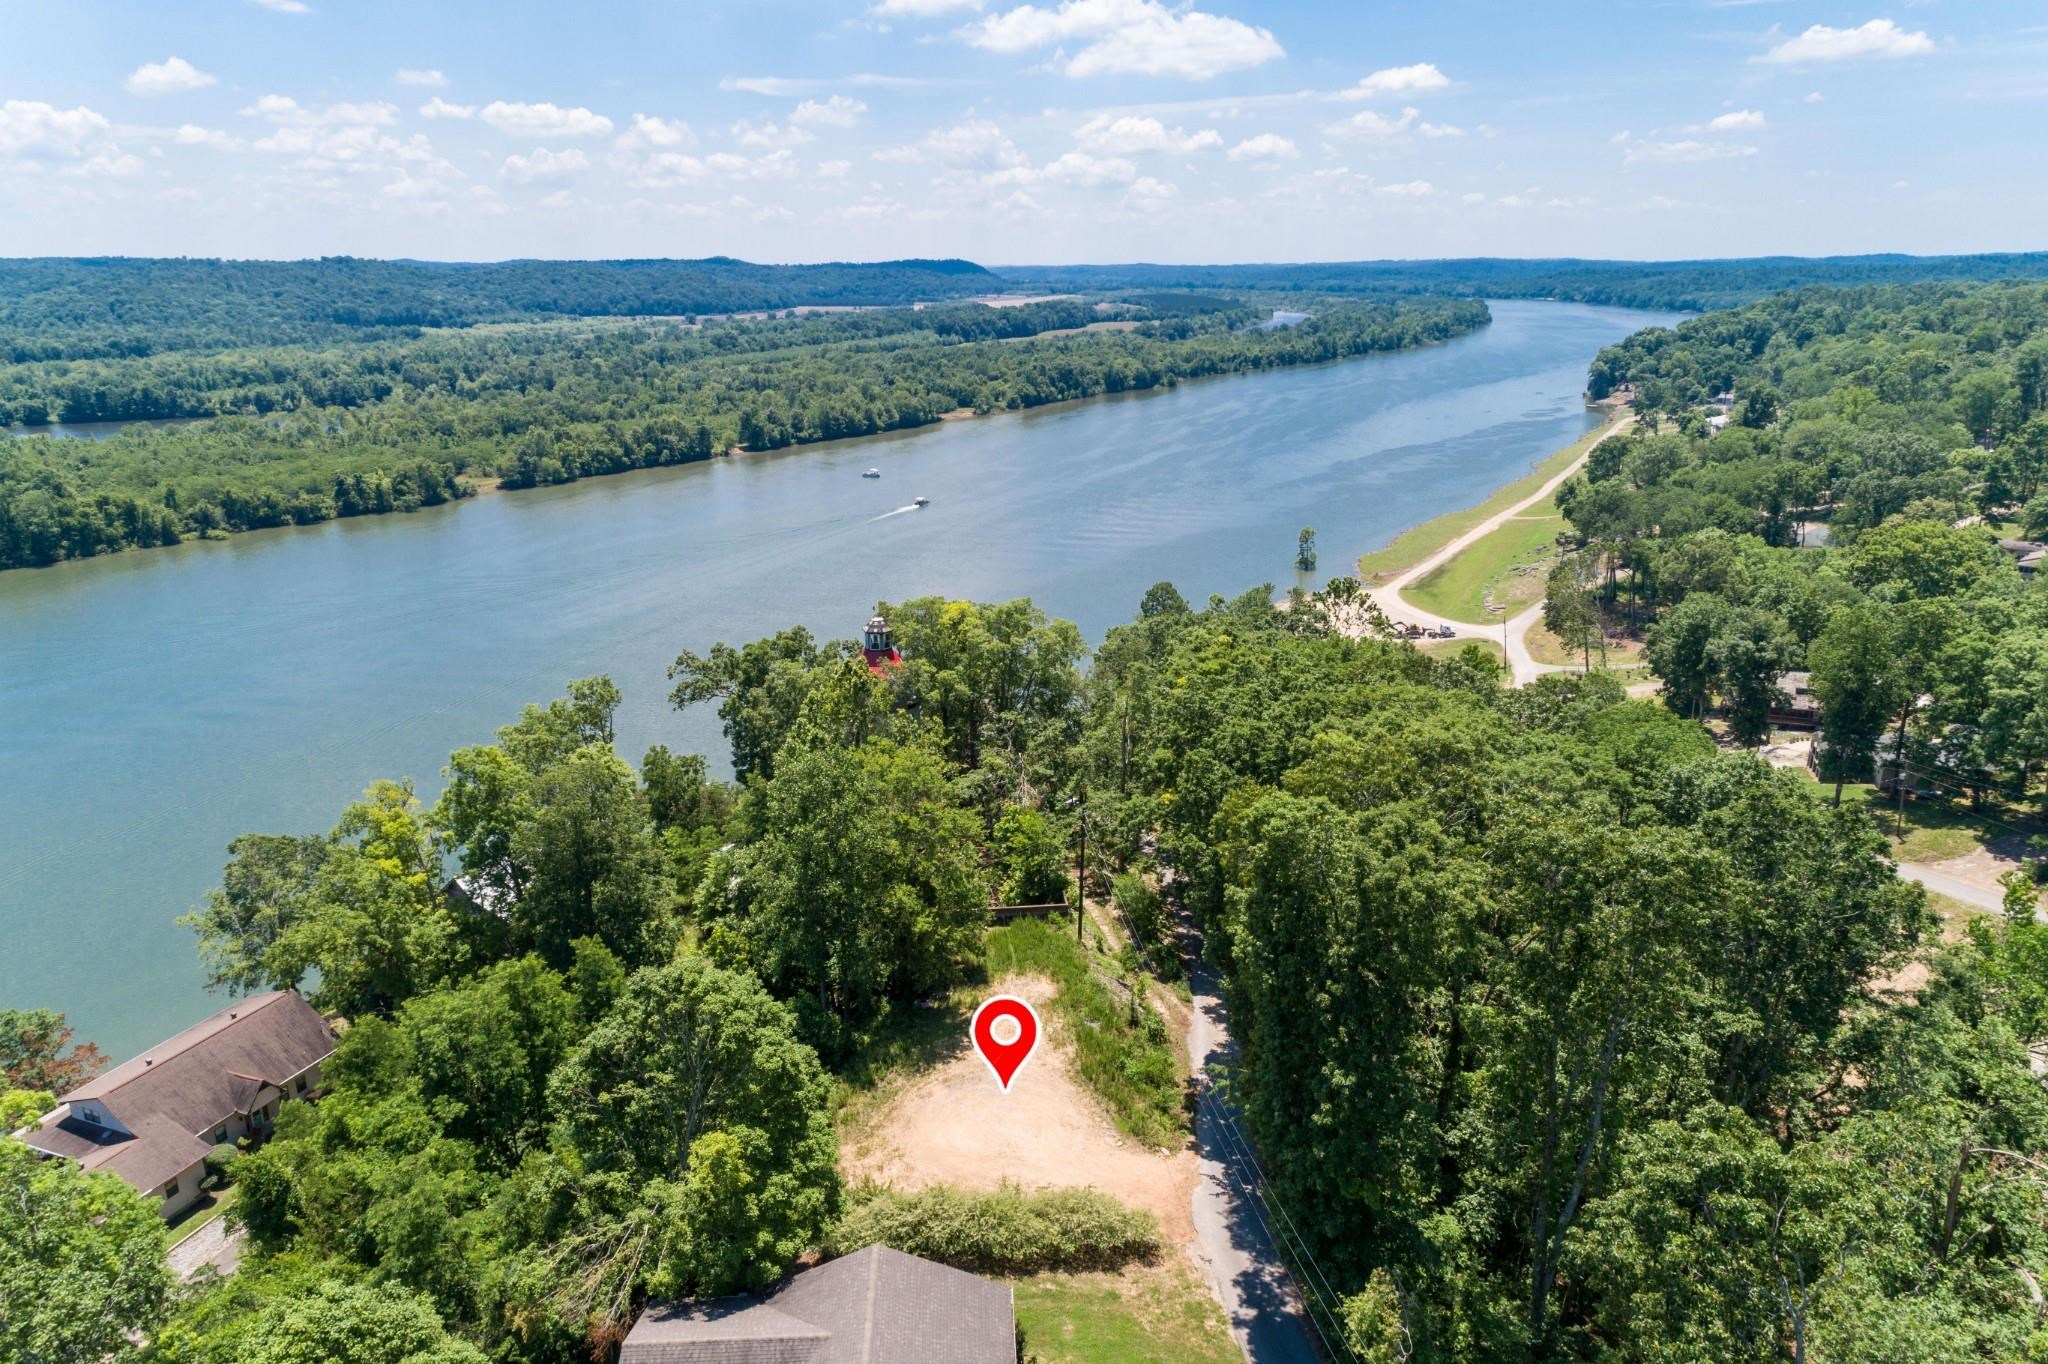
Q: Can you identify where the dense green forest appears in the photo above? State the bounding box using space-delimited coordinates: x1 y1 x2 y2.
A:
0 256 1001 360
1000 253 2048 313
1546 283 2048 809
13 570 2048 1361
0 294 1486 570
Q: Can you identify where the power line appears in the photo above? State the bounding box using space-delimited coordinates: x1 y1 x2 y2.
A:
1202 1088 1365 1364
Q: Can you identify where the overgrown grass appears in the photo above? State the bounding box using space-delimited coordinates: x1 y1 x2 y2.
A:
828 1182 1160 1273
1012 1259 1244 1364
1525 620 1648 671
1355 409 1624 584
1405 513 1566 622
985 918 1185 1149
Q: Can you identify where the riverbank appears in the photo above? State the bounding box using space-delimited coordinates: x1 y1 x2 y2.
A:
1356 406 1627 587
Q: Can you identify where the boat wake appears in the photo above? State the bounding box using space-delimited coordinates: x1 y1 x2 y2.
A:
869 504 921 521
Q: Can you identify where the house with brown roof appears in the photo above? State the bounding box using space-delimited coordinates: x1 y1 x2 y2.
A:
620 1245 1014 1363
12 990 336 1218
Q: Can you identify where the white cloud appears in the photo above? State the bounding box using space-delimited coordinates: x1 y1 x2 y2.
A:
706 149 800 179
872 0 982 13
733 119 815 150
127 57 216 96
538 189 575 210
992 150 1137 186
478 101 613 138
817 158 852 177
1074 113 1222 154
396 69 448 88
1756 18 1933 64
791 95 868 127
1682 109 1767 132
615 114 693 149
1226 132 1299 161
419 98 475 120
1324 106 1462 140
1337 62 1449 101
502 147 589 182
1375 179 1436 197
243 95 400 127
66 149 145 178
0 100 112 156
1460 190 1486 204
720 76 810 97
249 0 311 12
1806 90 1825 103
966 0 1284 80
1615 132 1759 163
1120 174 1177 212
875 117 1026 167
174 124 243 150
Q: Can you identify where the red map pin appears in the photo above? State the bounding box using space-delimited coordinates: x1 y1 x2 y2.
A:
971 995 1041 1091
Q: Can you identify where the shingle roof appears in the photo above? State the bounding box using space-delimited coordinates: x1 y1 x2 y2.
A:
19 991 334 1195
621 1246 1014 1364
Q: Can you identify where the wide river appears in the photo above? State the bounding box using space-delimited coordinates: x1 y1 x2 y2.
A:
0 300 1680 1055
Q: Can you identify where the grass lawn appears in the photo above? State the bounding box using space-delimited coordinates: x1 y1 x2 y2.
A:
1829 783 2038 864
1404 514 1566 622
1417 635 1506 664
1525 620 1648 672
167 1186 236 1249
1013 1256 1243 1364
1355 411 1624 585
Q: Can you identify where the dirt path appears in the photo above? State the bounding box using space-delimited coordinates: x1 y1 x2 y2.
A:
167 1214 243 1281
1369 415 1632 686
840 974 1199 1244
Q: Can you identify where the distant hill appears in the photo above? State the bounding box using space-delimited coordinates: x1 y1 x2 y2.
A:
994 253 2048 313
0 256 1001 361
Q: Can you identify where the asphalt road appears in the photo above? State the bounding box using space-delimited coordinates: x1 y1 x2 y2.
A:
1184 938 1330 1364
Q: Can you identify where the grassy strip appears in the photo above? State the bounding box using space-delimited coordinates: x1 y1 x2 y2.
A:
984 918 1185 1149
1012 1259 1245 1364
167 1186 236 1249
1416 636 1506 664
1355 410 1623 585
1404 513 1566 622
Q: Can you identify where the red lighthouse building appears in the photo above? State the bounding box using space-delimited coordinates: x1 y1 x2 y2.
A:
862 615 902 674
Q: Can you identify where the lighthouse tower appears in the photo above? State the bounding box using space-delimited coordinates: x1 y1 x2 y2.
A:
862 615 902 674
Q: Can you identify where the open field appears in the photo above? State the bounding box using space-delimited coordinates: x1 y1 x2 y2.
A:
1013 1256 1243 1364
1355 411 1622 585
1525 619 1648 672
1404 510 1566 621
1416 635 1506 664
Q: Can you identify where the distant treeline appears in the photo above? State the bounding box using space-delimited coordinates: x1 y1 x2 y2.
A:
0 295 1487 570
998 253 2048 313
0 256 1001 361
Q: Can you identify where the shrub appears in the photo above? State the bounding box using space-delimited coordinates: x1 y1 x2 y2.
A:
203 1142 241 1186
827 1182 1159 1273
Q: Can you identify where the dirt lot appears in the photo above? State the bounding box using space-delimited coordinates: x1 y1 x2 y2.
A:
840 974 1200 1245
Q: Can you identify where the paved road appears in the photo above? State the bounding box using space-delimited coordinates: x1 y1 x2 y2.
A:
1896 860 2041 920
166 1212 244 1281
1184 936 1327 1364
1369 414 1633 686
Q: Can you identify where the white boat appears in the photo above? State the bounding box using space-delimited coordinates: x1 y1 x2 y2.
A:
862 467 881 478
912 496 930 507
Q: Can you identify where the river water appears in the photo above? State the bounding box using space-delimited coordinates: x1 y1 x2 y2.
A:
0 300 1680 1055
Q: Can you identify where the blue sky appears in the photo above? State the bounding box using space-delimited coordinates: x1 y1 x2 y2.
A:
3 1 2044 263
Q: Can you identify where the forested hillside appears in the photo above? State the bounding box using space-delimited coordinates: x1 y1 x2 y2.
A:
1547 283 2048 804
0 295 1487 570
0 256 1000 360
1002 253 2048 313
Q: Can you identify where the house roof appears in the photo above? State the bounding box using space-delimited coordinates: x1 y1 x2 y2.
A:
20 991 334 1193
621 1246 1014 1364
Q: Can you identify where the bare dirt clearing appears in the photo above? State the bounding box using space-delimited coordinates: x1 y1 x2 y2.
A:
841 973 1199 1245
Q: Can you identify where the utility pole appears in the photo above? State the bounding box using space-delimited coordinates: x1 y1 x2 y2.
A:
1075 784 1088 944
